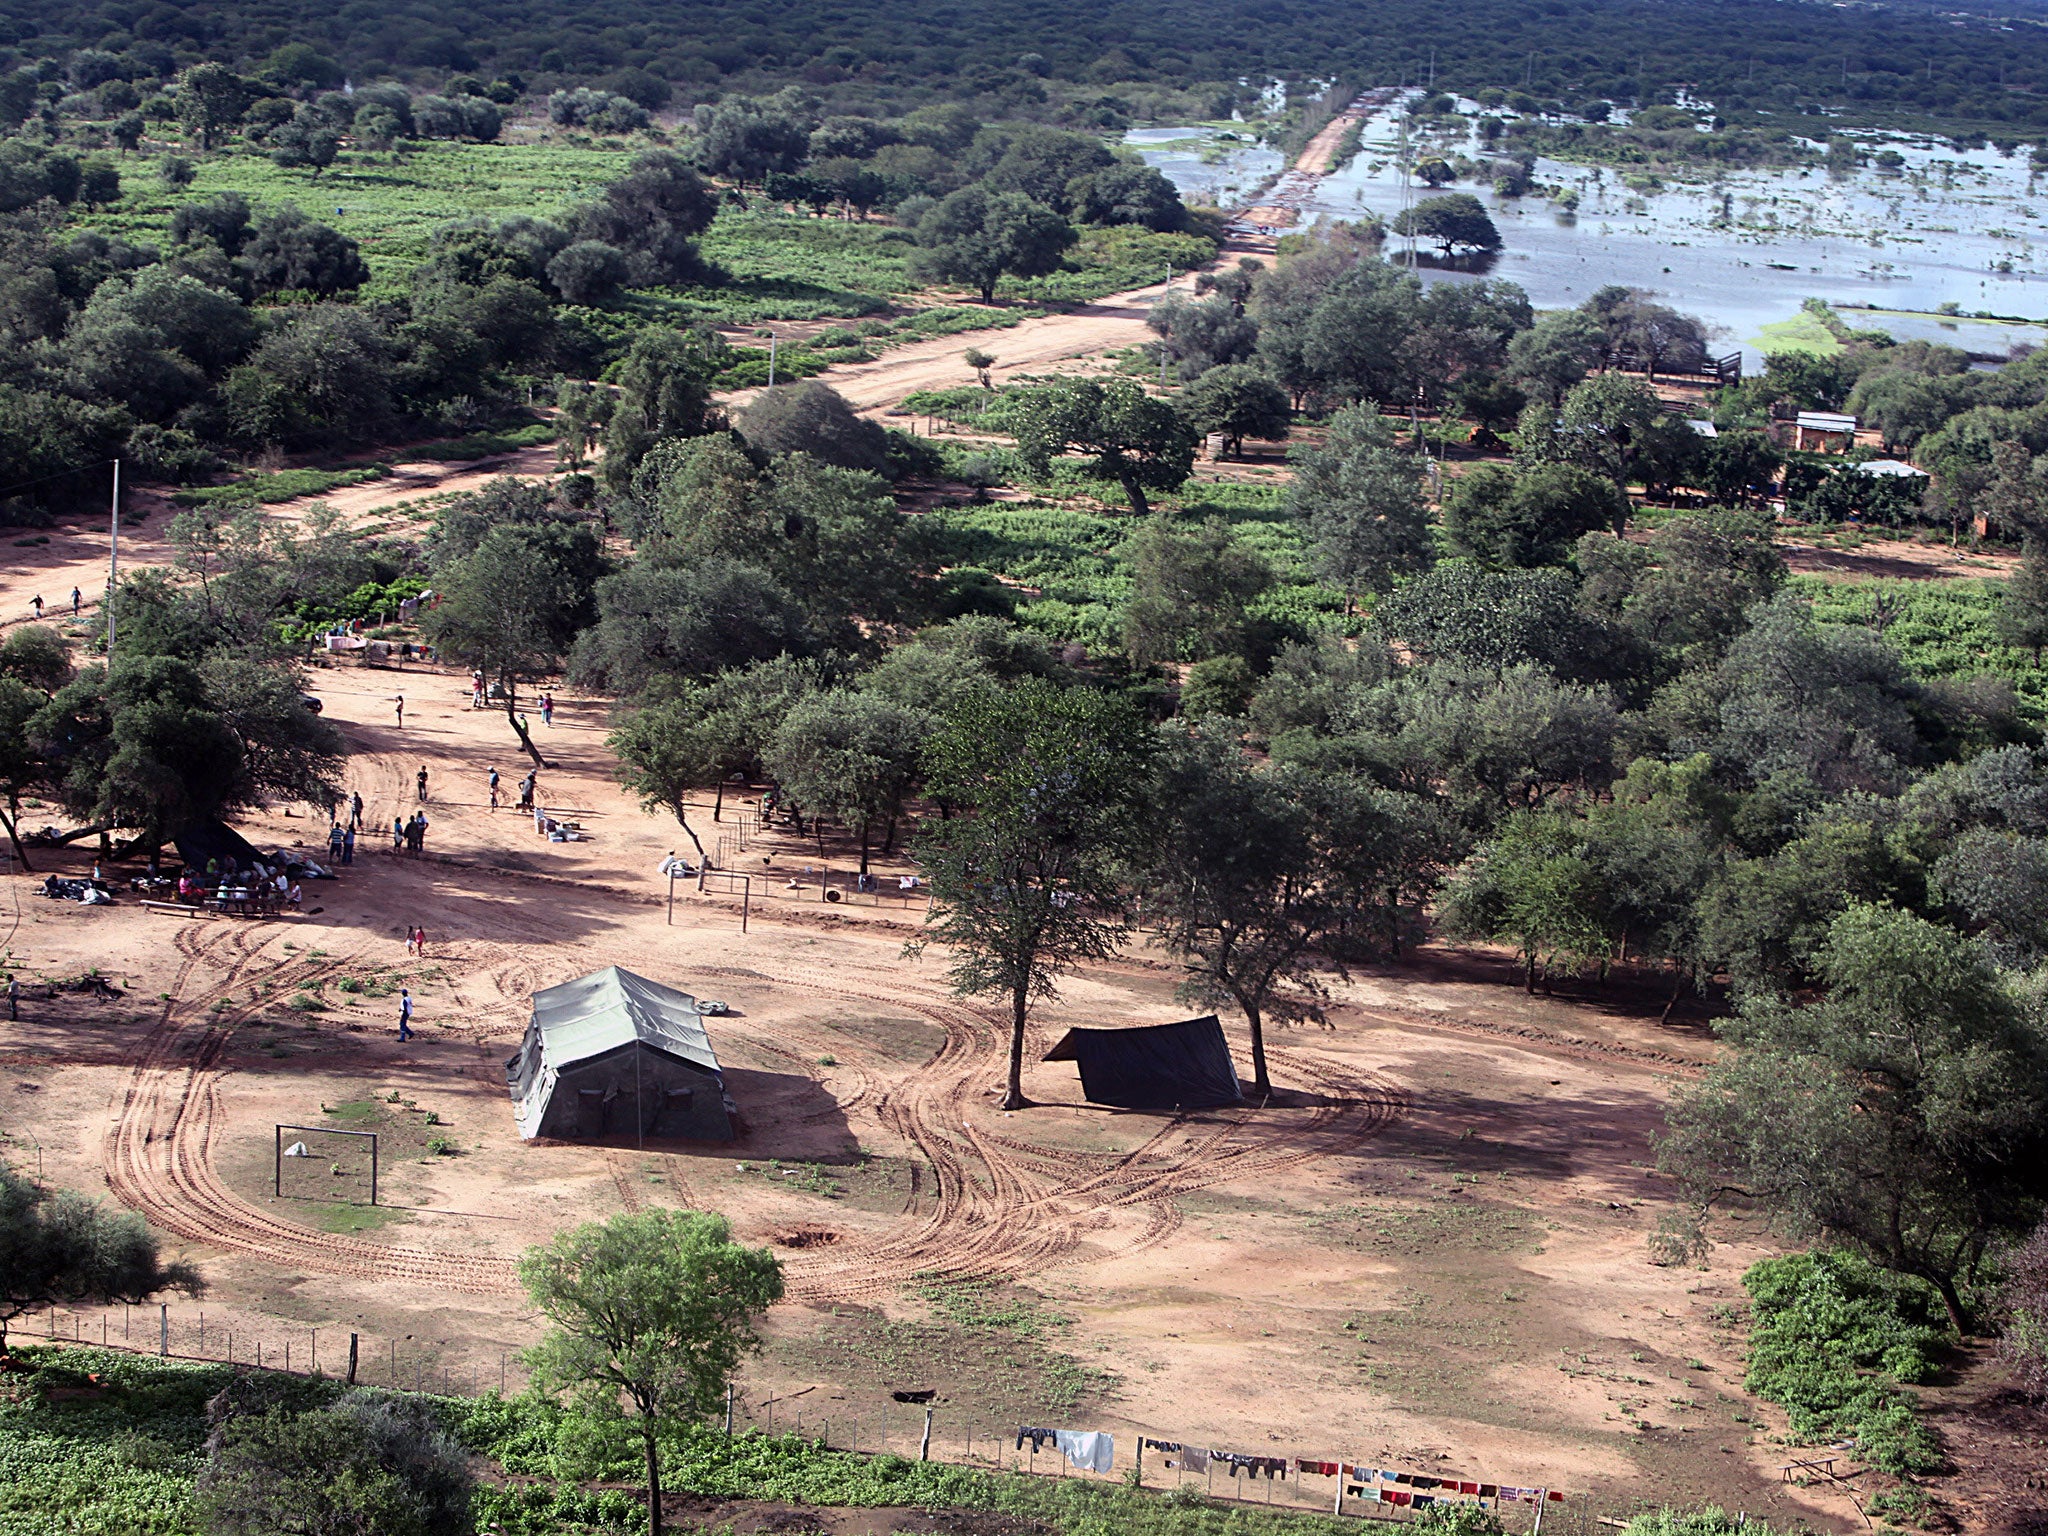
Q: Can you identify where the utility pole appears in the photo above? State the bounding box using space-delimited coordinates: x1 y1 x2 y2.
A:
766 333 778 388
106 458 120 659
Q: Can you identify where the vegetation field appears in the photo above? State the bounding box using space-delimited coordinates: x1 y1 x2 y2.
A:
86 140 639 290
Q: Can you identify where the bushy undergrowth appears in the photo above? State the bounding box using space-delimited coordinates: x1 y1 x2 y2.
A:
1796 575 2048 721
1741 1251 1949 1475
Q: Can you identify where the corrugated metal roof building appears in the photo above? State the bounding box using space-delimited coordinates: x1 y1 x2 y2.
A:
506 966 735 1141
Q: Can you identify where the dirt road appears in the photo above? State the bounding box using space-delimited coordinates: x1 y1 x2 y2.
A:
734 271 1214 420
1241 89 1389 231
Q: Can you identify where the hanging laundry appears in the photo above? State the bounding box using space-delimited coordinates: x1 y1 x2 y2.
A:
1380 1470 1400 1482
1181 1448 1209 1473
1414 1495 1437 1508
1143 1439 1182 1454
1459 1482 1481 1496
1016 1427 1055 1452
1393 1472 1414 1485
1391 1491 1413 1507
1053 1430 1113 1473
1548 1491 1567 1502
1412 1476 1440 1489
1479 1485 1499 1498
1297 1459 1341 1477
1348 1485 1371 1499
1377 1490 1396 1505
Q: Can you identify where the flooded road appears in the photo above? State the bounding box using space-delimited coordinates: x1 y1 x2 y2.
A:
1131 102 2048 364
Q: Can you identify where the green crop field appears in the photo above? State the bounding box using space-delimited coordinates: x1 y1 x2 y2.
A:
87 141 640 290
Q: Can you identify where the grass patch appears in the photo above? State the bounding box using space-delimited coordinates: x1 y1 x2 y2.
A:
172 465 387 509
1742 1250 1948 1476
87 140 638 292
313 1202 405 1235
1749 308 1844 358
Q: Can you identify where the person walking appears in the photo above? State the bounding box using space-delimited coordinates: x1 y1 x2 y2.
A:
416 765 429 803
31 595 42 620
70 586 79 616
6 975 19 1021
412 925 427 957
392 815 404 851
488 767 500 810
394 694 404 728
405 926 418 956
349 791 364 830
397 989 414 1041
341 824 355 865
328 822 345 862
540 692 554 727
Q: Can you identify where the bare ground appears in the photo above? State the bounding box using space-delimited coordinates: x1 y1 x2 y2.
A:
8 640 2042 1530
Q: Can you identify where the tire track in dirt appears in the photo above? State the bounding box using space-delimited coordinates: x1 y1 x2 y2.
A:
720 963 1407 1302
103 921 523 1295
100 942 1402 1305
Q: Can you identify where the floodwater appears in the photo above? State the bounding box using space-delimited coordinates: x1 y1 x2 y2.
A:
1129 102 2048 365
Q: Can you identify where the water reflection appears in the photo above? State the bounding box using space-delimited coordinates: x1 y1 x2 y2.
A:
1128 107 2048 366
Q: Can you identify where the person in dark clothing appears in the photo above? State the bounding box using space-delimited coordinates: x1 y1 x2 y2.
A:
416 766 429 802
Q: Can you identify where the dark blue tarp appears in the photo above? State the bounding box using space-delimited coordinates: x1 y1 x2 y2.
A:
1042 1015 1242 1110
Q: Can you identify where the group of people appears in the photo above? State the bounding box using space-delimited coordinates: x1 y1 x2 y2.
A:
26 588 81 621
395 811 430 854
325 821 357 865
175 857 302 910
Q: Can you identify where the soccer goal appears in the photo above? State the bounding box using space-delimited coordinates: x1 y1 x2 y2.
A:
274 1125 379 1206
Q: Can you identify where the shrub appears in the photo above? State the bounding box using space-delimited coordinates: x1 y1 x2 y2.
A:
1742 1251 1948 1475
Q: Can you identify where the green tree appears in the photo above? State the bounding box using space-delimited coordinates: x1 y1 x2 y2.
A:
912 681 1155 1109
1505 309 1606 406
177 62 248 149
1659 904 2048 1333
1286 403 1432 606
735 382 891 474
1148 729 1419 1094
601 327 727 495
764 690 930 872
2000 543 2048 660
1391 193 1502 259
1010 377 1196 516
571 558 810 696
1518 371 1664 525
1178 363 1290 457
914 185 1075 305
609 660 823 862
1121 515 1274 666
0 1161 201 1350
521 1210 784 1536
1442 461 1624 568
427 524 605 766
1439 807 1611 991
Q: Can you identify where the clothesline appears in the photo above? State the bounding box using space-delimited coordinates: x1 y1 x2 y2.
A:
1139 1436 1571 1508
1018 1423 1574 1510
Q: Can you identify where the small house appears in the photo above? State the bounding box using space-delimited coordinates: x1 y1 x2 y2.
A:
1793 411 1858 453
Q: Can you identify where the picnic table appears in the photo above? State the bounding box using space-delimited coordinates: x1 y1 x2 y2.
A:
207 887 285 918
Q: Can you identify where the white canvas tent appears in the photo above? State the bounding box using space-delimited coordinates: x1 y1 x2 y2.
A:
506 966 735 1141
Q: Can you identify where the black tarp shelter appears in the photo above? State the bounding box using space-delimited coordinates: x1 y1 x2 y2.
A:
171 818 264 872
506 966 734 1141
1041 1015 1242 1110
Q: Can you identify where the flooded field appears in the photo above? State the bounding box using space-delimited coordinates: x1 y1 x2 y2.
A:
1131 101 2048 363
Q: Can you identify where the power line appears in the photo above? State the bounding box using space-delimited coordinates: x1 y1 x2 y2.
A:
0 458 117 503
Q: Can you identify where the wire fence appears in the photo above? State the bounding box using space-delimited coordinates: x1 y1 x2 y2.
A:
20 1303 1611 1531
